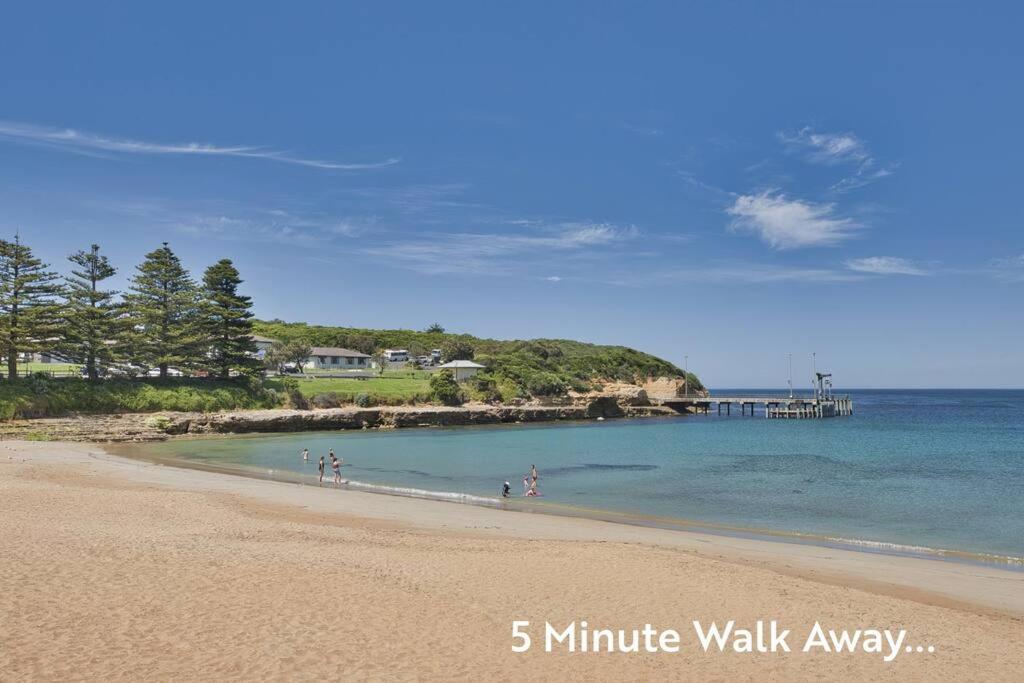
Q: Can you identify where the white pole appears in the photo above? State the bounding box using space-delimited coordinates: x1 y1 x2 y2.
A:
788 353 793 399
684 355 688 396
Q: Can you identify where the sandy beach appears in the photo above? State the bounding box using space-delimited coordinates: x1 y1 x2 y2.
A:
2 441 1022 680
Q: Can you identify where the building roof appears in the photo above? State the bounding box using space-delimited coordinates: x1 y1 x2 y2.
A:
438 360 485 369
309 347 371 358
251 334 278 343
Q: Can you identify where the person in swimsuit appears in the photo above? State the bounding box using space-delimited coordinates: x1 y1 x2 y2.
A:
318 456 325 485
530 464 538 484
302 448 309 462
522 475 530 496
330 454 342 486
501 481 511 498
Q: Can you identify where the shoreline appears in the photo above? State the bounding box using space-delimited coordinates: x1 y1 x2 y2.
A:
112 440 1024 573
13 440 1024 618
0 402 687 443
3 440 1022 678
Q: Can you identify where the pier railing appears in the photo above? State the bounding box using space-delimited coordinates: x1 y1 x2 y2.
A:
651 395 853 419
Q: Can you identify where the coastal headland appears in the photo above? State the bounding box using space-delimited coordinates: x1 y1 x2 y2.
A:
1 440 1021 679
1 381 694 442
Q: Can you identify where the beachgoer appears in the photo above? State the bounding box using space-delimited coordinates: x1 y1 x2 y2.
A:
522 476 530 496
302 448 309 462
318 456 325 485
530 464 538 484
331 454 342 486
501 481 511 497
528 478 539 496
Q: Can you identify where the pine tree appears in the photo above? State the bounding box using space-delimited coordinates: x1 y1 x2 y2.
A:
0 235 62 379
59 244 122 380
122 243 200 378
200 259 260 378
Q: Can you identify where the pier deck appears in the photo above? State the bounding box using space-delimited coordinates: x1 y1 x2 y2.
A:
652 395 853 419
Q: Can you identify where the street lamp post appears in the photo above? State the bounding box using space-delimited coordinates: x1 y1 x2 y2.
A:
684 355 688 397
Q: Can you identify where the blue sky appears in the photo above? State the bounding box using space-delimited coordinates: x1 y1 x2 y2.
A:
1 2 1022 388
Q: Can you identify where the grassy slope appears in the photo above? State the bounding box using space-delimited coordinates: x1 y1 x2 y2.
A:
0 324 700 419
253 320 703 400
0 377 278 420
265 375 431 403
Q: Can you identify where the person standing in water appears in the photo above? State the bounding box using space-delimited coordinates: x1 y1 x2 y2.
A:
330 454 343 487
318 456 325 485
522 476 530 496
530 464 538 485
302 448 309 462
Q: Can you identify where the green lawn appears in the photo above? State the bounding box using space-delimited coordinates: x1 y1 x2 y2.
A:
20 362 82 375
266 375 431 402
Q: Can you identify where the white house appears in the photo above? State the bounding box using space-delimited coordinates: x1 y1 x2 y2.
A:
303 346 371 371
438 359 485 381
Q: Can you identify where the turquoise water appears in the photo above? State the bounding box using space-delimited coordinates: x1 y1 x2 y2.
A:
139 390 1024 561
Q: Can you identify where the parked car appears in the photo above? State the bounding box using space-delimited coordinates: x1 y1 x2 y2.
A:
145 367 183 377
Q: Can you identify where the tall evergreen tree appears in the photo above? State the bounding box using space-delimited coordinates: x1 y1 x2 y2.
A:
60 244 123 381
200 259 260 378
122 243 200 378
0 235 62 379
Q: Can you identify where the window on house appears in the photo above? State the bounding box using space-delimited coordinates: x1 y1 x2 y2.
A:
332 356 339 365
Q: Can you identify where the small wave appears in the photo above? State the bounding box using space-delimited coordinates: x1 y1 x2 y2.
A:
802 533 1024 568
344 480 500 506
543 463 659 475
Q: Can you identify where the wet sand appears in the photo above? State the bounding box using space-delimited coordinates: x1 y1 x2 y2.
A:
1 441 1022 680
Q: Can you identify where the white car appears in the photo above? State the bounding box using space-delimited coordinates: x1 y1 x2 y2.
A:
145 367 183 377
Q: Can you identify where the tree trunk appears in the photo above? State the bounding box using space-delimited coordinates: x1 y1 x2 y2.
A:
7 343 16 381
159 362 168 379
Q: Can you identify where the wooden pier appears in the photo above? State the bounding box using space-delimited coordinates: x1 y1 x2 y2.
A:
652 395 853 418
651 372 853 419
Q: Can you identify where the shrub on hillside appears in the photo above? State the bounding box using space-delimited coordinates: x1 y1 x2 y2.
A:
441 339 475 362
279 377 309 410
429 370 463 405
0 377 281 419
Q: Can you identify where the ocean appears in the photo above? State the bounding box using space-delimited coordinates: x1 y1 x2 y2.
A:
135 389 1024 564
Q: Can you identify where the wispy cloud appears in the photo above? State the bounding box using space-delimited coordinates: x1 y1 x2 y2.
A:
341 183 481 215
361 222 638 275
544 275 563 282
94 196 382 246
989 253 1024 282
623 123 664 137
0 121 399 170
726 191 858 249
778 127 894 193
604 262 862 287
779 128 871 165
846 256 929 276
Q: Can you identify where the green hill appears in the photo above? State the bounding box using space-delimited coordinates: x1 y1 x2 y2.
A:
254 320 703 401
